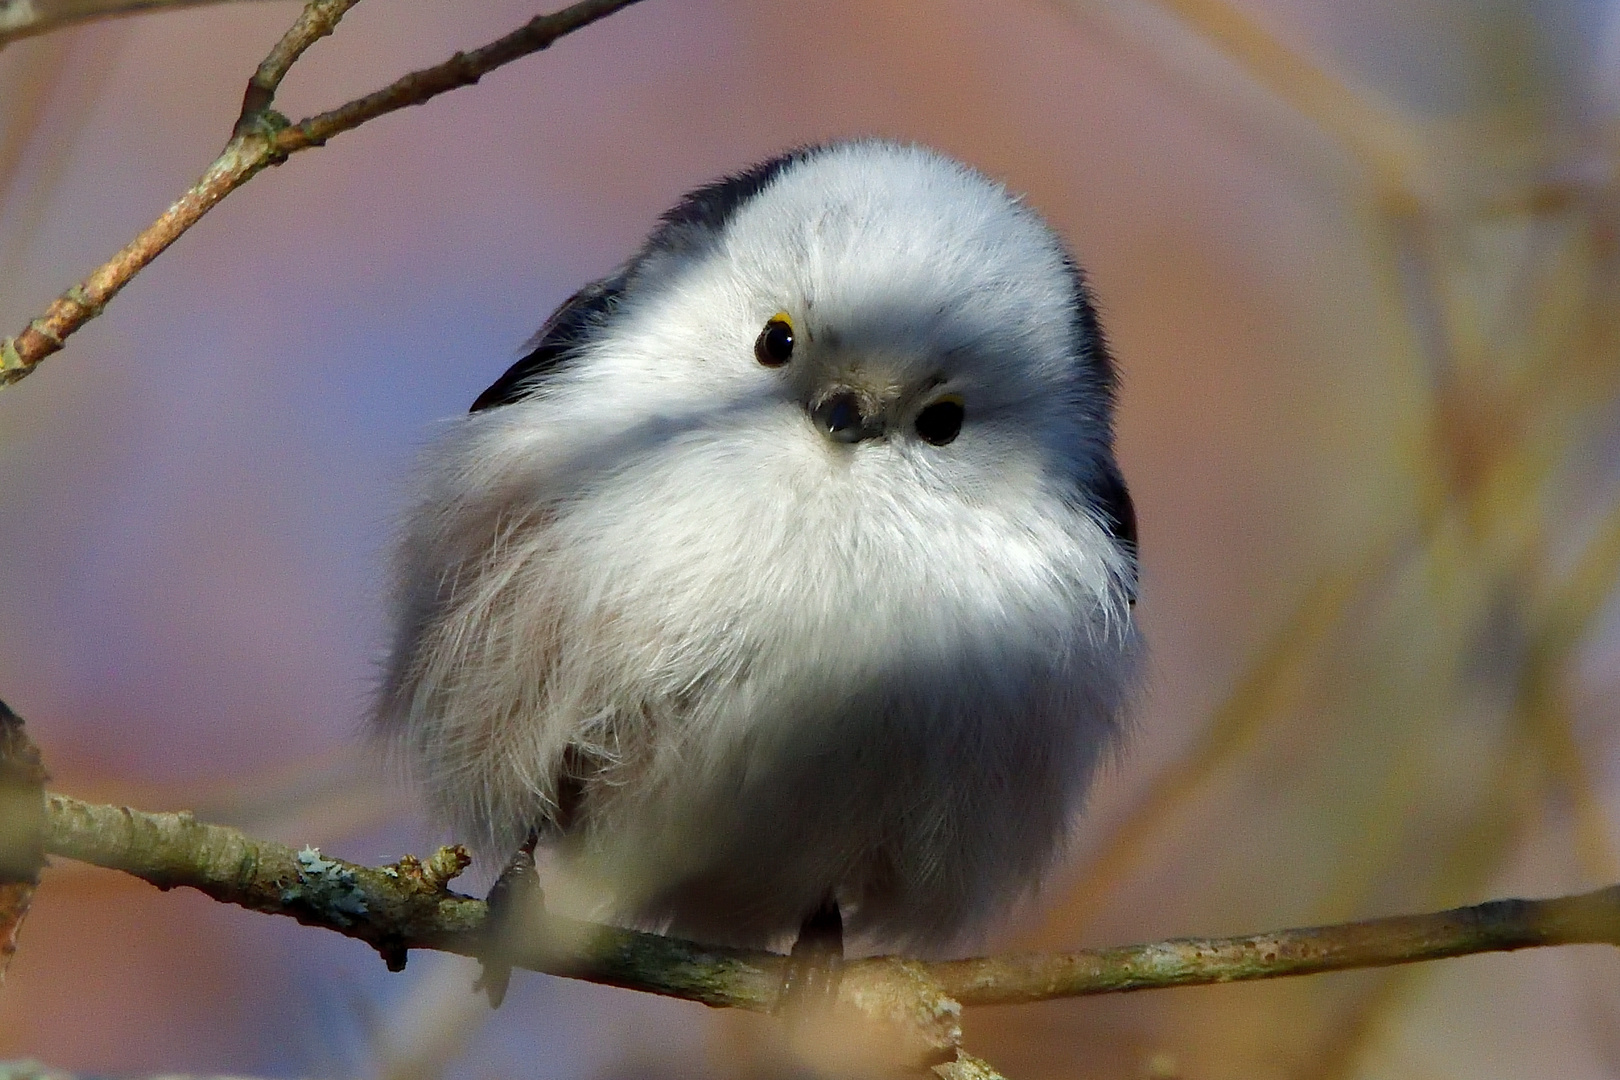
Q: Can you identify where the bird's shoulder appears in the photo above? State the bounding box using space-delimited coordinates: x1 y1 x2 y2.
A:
469 276 627 412
470 149 819 413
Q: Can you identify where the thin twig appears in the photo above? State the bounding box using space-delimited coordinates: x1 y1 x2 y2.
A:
275 0 648 152
234 0 360 136
0 0 647 388
0 136 267 384
930 885 1620 1006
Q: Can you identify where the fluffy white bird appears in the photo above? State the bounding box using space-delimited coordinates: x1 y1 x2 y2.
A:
377 140 1140 962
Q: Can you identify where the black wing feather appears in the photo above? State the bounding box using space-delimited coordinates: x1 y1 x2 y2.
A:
1060 256 1137 601
470 277 626 412
471 148 820 414
1093 459 1137 553
1093 459 1138 603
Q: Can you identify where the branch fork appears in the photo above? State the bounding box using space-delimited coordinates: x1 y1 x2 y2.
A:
0 0 648 388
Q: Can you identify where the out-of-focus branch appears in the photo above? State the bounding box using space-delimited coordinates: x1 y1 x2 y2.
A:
0 0 647 389
1053 0 1420 198
1144 0 1419 192
1039 550 1384 941
0 1062 276 1080
0 0 269 48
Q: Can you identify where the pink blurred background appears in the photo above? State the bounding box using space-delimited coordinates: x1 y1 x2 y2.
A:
2 1 1619 1077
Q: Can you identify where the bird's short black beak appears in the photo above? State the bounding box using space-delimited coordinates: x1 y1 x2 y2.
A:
813 391 883 443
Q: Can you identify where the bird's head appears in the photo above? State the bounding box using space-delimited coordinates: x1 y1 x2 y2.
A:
465 141 1134 608
570 142 1119 504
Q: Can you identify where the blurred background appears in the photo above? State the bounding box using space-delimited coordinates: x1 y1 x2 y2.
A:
1 0 1619 1076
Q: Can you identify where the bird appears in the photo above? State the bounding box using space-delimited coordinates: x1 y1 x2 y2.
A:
375 140 1140 979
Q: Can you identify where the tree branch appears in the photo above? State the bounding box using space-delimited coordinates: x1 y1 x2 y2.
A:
928 887 1620 1004
275 0 651 153
35 789 1620 1006
0 667 1608 1080
41 791 789 1006
234 0 359 136
0 0 648 389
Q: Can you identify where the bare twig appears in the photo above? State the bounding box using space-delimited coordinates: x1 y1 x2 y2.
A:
234 0 360 136
0 0 648 389
274 0 649 153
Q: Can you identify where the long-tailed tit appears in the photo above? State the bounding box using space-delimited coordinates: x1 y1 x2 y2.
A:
377 141 1140 965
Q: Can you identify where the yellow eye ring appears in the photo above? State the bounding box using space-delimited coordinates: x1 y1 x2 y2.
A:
755 312 795 367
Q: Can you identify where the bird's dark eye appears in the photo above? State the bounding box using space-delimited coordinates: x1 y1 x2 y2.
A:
755 314 795 367
915 396 964 446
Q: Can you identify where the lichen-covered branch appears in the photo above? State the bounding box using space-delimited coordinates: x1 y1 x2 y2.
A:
9 718 1617 1080
9 694 1618 1072
37 792 969 1071
43 793 484 967
36 789 1620 1010
40 792 786 1006
0 0 647 388
926 886 1620 1005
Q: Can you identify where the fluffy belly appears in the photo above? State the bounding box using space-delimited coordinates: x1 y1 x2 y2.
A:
544 634 1126 953
391 431 1137 951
